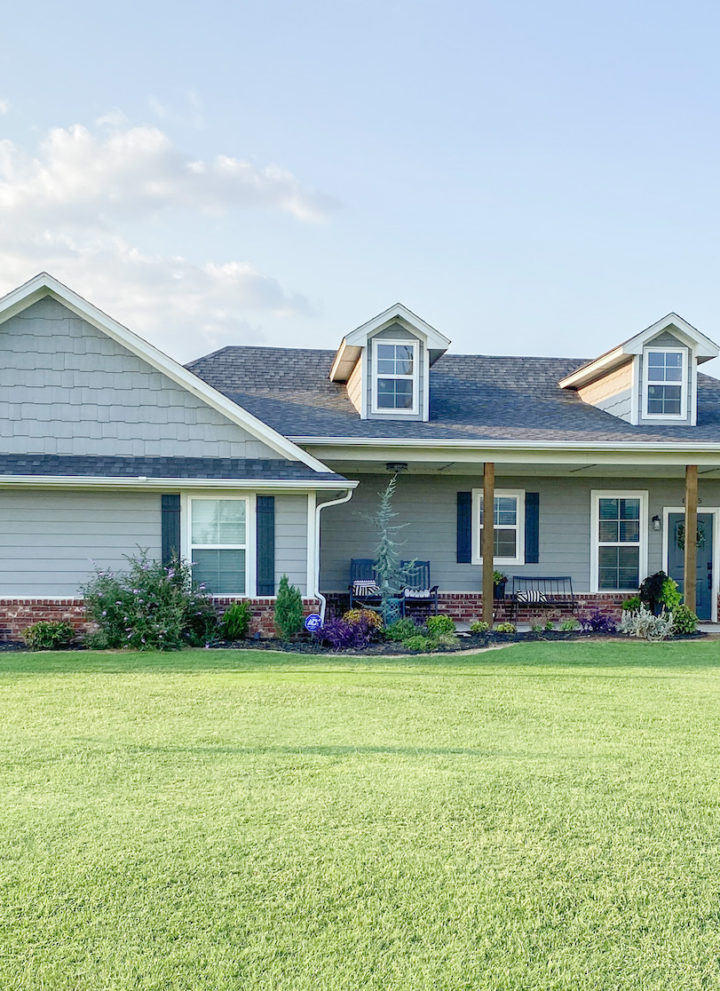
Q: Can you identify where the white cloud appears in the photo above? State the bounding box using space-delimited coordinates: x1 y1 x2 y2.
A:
0 121 335 222
0 118 335 358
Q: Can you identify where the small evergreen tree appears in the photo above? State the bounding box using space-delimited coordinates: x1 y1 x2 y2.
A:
274 574 304 639
371 474 414 623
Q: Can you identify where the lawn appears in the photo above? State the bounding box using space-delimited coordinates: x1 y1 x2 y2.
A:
2 643 720 990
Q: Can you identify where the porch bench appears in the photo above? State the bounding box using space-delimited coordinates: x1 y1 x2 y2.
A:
508 576 575 621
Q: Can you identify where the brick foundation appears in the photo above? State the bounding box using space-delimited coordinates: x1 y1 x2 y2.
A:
211 598 321 637
0 596 322 641
323 591 628 624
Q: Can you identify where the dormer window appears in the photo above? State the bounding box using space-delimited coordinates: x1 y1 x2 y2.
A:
372 340 419 414
643 347 686 419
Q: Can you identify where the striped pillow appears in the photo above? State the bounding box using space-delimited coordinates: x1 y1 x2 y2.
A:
516 590 547 603
353 580 380 595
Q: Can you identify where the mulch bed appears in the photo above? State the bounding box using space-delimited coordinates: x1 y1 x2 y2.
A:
0 630 707 654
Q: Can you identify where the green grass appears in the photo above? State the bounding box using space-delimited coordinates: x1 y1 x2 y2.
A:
3 642 720 990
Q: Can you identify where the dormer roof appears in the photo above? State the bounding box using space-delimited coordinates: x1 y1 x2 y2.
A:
559 312 720 390
329 302 450 382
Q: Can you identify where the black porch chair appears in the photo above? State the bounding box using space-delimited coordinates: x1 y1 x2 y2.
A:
348 559 382 610
401 560 439 616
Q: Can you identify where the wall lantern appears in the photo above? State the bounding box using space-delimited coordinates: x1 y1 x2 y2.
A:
652 515 661 531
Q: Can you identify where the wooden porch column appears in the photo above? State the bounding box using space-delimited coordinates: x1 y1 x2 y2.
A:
684 464 698 614
482 462 495 625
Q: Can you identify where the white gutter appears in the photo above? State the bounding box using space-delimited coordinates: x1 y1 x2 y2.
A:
314 487 354 623
289 436 720 452
0 474 355 491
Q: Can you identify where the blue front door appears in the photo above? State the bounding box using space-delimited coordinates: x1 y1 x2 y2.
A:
667 512 714 620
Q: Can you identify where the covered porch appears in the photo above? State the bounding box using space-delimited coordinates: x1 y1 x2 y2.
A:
313 442 720 623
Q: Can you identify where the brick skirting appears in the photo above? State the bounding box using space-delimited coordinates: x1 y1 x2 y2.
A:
323 591 629 624
0 597 322 641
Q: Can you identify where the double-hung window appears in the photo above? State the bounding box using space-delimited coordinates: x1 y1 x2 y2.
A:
592 491 647 592
472 489 525 565
643 348 686 418
190 497 248 595
372 340 418 413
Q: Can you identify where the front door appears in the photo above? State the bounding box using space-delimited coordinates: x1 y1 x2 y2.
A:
667 512 714 620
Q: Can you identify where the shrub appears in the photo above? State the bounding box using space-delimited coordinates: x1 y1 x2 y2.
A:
220 601 252 641
82 552 216 650
435 633 460 649
560 618 580 631
580 610 617 634
343 608 383 630
183 595 220 647
622 596 642 612
426 615 455 637
672 604 699 635
469 620 490 634
495 622 516 634
544 619 555 631
619 605 674 641
530 622 544 634
639 571 668 614
318 614 378 650
274 575 304 640
384 618 419 642
318 618 357 650
660 577 682 612
22 620 75 650
401 633 437 652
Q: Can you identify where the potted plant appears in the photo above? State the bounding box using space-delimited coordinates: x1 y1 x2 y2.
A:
493 571 508 600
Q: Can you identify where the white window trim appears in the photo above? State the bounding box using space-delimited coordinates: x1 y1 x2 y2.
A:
642 346 687 421
371 338 419 416
183 493 256 598
471 488 525 566
590 490 648 594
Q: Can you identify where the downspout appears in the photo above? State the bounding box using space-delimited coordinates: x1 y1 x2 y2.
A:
315 488 354 623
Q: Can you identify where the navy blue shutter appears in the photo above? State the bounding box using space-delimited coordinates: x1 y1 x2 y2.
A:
525 492 540 564
256 496 276 595
161 494 181 566
457 491 472 563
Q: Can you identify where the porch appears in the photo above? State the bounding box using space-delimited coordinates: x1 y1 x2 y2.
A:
316 455 718 623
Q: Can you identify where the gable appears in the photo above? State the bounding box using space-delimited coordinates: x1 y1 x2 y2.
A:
0 297 283 459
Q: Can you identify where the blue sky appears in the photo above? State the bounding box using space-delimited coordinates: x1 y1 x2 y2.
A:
2 0 720 374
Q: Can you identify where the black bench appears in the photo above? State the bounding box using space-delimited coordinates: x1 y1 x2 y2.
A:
508 576 575 621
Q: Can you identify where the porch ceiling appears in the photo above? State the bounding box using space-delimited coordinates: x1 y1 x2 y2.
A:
322 459 720 479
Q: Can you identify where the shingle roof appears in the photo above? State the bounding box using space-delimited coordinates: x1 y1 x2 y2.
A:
0 453 346 482
186 346 720 444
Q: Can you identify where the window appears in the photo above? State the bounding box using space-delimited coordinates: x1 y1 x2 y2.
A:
190 497 248 595
643 347 686 419
372 339 419 414
591 491 647 592
472 489 525 565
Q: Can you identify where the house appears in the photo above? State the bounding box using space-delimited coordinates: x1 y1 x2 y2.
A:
1 273 719 639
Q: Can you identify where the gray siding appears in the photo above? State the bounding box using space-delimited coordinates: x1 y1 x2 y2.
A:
319 472 720 593
274 494 309 595
0 298 280 458
0 490 161 596
637 330 694 425
366 324 426 421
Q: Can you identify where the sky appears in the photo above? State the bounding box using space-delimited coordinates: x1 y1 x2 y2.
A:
2 0 720 375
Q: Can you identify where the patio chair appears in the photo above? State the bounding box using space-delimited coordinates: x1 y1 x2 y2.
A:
348 559 382 610
401 560 439 616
